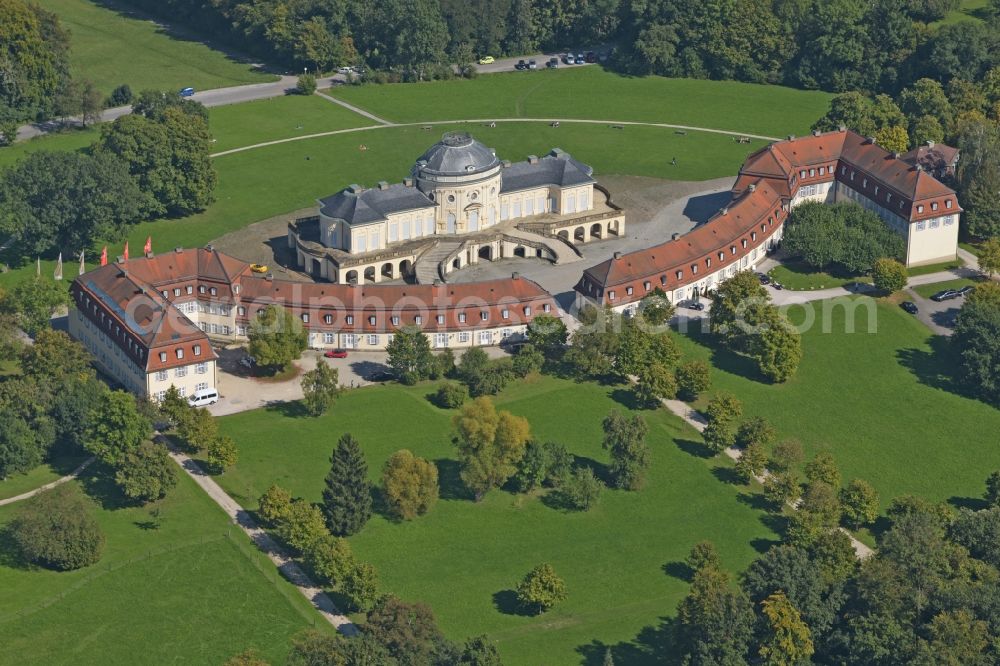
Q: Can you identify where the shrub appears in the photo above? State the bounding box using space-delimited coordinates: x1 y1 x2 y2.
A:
295 73 317 95
106 83 133 107
512 343 544 377
257 485 293 527
872 257 908 293
516 563 567 613
675 359 711 401
433 382 468 408
557 467 603 510
12 485 105 570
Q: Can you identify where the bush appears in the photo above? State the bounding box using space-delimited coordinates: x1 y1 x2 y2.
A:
106 83 133 107
512 343 544 377
12 485 105 570
516 563 567 614
675 359 711 401
433 382 467 408
295 73 317 95
257 484 293 527
872 257 908 293
556 467 603 510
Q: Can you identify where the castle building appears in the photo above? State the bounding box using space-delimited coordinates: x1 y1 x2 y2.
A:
70 246 556 400
576 128 961 313
288 132 625 284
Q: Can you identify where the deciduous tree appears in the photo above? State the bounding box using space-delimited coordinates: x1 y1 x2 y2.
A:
83 390 152 467
11 484 104 571
601 410 650 490
758 591 815 666
114 440 177 503
841 478 880 528
206 435 239 474
386 325 435 384
381 449 439 520
453 397 530 499
247 305 308 372
675 359 711 401
873 258 908 293
516 563 567 613
257 484 293 527
300 359 341 416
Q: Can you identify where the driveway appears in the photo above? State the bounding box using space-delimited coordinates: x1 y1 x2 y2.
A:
903 289 961 336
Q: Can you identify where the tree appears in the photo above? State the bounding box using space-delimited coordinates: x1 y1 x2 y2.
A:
526 314 568 360
11 484 104 571
177 406 217 452
601 410 650 490
511 343 543 377
978 238 1000 277
675 359 711 401
6 275 68 336
758 592 815 666
709 271 770 349
457 347 491 384
247 305 308 372
433 382 467 408
639 287 675 326
874 125 908 154
114 440 177 503
79 79 103 127
805 451 841 488
385 326 434 383
364 595 442 665
915 609 991 665
735 442 767 484
556 466 603 511
686 541 722 574
83 390 152 467
459 635 502 666
341 560 380 612
0 0 70 124
305 533 355 587
736 417 776 450
899 78 953 132
279 500 329 554
911 114 945 146
783 202 846 271
985 470 1000 507
257 484 293 526
633 362 677 407
872 258 908 293
0 408 42 479
206 435 238 473
301 359 341 416
675 564 754 664
381 449 439 520
953 283 1000 405
516 563 567 613
19 328 92 382
752 309 803 383
322 433 372 536
295 73 317 95
841 479 879 528
107 84 133 107
453 397 530 499
702 393 743 454
770 439 805 473
763 472 800 509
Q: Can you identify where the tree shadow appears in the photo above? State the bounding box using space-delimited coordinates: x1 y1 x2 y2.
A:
674 438 715 459
434 458 470 501
0 525 30 570
759 512 790 539
750 536 781 554
492 589 534 616
736 490 771 512
264 400 309 418
662 560 693 582
948 495 989 512
77 463 131 511
609 387 644 411
576 616 679 666
711 466 742 485
133 520 160 531
867 515 893 542
896 337 964 396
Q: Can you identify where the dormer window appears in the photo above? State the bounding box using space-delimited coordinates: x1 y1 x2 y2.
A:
346 315 354 325
162 290 168 298
946 199 953 209
742 239 748 248
368 316 376 325
917 205 924 213
799 170 806 178
324 314 332 324
392 316 400 326
210 287 217 296
887 193 892 202
819 167 825 175
608 291 616 300
691 264 698 275
502 309 510 318
458 313 466 323
414 315 422 325
301 313 309 323
809 168 815 177
194 345 201 356
480 311 488 321
931 202 938 211
625 287 633 296
159 352 167 362
731 246 737 255
660 275 667 285
186 286 193 294
173 288 181 296
675 270 683 280
436 315 445 324
543 304 551 313
176 348 184 360
524 306 532 316
644 281 651 291
234 285 240 295
751 232 757 241
199 286 206 294
863 178 868 188
706 258 712 268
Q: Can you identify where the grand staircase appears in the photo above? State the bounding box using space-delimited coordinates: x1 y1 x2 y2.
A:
415 240 465 284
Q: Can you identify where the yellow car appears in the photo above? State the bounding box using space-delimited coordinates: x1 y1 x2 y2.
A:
478 56 495 65
250 263 269 274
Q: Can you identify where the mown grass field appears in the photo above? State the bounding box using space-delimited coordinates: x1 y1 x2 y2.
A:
912 277 981 299
0 452 90 502
1 120 766 288
329 67 833 137
0 465 328 664
216 375 779 665
35 0 274 96
767 260 871 291
676 298 1000 508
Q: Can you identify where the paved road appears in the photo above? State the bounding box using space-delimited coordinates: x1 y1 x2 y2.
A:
0 457 95 507
164 439 358 635
475 46 610 74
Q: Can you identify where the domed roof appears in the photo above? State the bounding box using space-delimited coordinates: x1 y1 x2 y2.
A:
415 132 500 177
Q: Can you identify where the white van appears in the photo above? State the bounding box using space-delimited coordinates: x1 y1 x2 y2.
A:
188 387 219 407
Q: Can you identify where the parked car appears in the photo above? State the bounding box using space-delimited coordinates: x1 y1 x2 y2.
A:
250 263 268 273
683 300 705 311
179 87 195 97
755 272 771 285
515 59 527 70
324 348 348 359
528 59 537 69
930 289 961 302
239 355 256 369
189 387 219 406
547 58 559 68
900 301 918 314
958 285 977 296
478 56 495 65
337 66 353 74
585 51 597 63
576 53 585 62
771 281 784 290
563 54 575 64
367 370 394 382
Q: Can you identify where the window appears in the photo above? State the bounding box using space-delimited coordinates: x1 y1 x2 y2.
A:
195 362 207 374
625 287 633 296
368 316 376 326
193 344 201 356
863 178 868 188
346 315 354 325
324 314 332 324
237 325 247 336
731 246 737 255
392 316 400 326
186 286 193 295
367 335 379 346
930 218 940 229
238 306 246 316
414 315 422 325
479 330 491 345
173 288 181 297
502 328 511 338
945 215 955 226
691 264 698 275
524 306 532 316
741 239 747 249
946 199 953 209
809 168 815 177
342 334 357 348
543 304 551 313
156 370 168 381
324 332 335 344
155 391 167 402
502 309 510 319
887 193 892 203
178 387 186 398
676 270 683 280
916 221 926 231
437 314 445 324
175 366 187 378
176 348 184 360
480 311 488 321
661 275 668 286
195 382 208 392
931 202 938 211
799 170 806 178
644 282 651 291
608 291 616 300
301 313 309 323
233 285 240 295
458 331 470 343
917 205 924 213
819 167 825 175
210 287 217 296
434 333 447 348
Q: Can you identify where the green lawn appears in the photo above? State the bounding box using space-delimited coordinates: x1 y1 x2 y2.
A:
0 452 90 501
208 94 376 153
330 67 832 137
35 0 274 96
768 260 871 291
0 465 328 664
217 376 779 665
1 121 766 288
907 258 965 277
912 277 981 299
0 129 98 171
936 0 991 25
674 298 1000 509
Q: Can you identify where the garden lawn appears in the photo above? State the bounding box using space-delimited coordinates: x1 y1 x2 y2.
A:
0 464 327 664
912 277 981 299
0 452 90 501
35 0 274 96
217 375 779 665
329 67 832 137
673 297 1000 509
907 258 966 277
936 0 991 25
1 121 765 288
208 94 376 153
768 260 871 291
0 129 98 170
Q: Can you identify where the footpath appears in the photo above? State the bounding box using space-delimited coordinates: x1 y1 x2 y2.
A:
0 458 94 507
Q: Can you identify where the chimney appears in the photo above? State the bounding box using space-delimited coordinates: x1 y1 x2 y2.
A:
265 273 273 281
512 272 520 280
403 177 414 187
145 251 154 259
748 183 757 193
613 251 622 260
174 247 183 253
204 243 214 252
377 181 389 190
865 136 876 145
892 152 901 159
926 140 935 148
812 129 820 136
347 184 363 194
837 124 846 132
672 233 680 241
502 160 511 168
787 135 795 141
527 155 539 165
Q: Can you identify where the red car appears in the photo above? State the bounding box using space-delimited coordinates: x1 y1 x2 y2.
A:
324 348 348 359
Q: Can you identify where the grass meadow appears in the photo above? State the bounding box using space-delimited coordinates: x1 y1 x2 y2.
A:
35 0 274 96
0 465 328 664
216 375 779 665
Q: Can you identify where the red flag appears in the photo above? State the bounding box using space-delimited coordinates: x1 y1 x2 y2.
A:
143 236 151 255
100 246 108 266
123 241 129 261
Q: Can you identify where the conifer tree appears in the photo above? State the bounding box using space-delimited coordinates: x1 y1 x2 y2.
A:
322 433 372 536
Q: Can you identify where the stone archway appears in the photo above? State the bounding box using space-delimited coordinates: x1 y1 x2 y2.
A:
345 269 359 284
399 259 413 278
364 266 376 283
513 246 527 258
557 229 569 242
574 227 586 243
608 219 621 236
478 246 493 261
452 257 461 270
590 223 603 240
381 262 394 279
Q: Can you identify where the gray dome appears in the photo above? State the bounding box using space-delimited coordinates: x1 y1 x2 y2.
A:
416 132 499 177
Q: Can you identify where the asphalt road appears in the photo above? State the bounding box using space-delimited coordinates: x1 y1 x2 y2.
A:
475 47 609 74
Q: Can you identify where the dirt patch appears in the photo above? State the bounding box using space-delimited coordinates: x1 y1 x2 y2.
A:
599 174 735 227
210 207 316 282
